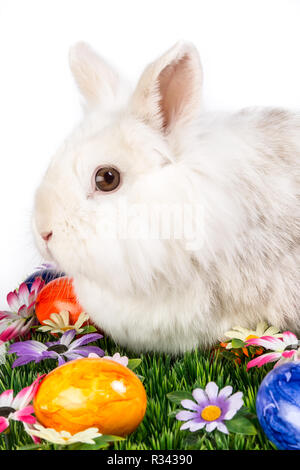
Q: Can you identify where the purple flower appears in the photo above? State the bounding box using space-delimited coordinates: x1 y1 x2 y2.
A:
176 382 243 434
0 278 44 344
8 330 104 367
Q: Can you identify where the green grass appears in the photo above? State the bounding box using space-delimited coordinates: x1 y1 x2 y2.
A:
0 332 276 450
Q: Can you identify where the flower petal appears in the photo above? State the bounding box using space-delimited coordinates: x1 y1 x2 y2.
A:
30 278 45 296
48 314 63 328
12 355 45 368
247 352 281 369
0 310 17 321
106 353 129 367
0 389 14 407
218 385 233 399
60 329 76 346
176 410 198 421
37 325 52 332
23 423 41 444
180 420 195 431
180 399 199 411
68 427 102 444
264 325 281 336
7 291 20 311
230 326 250 334
223 408 238 420
26 423 101 445
205 421 218 432
70 346 104 357
12 375 45 409
222 391 243 420
57 356 66 366
188 421 206 432
255 322 268 336
246 336 283 351
70 333 102 349
17 305 28 318
64 352 89 362
205 382 219 401
282 350 297 358
60 310 70 325
11 405 36 424
192 388 208 405
9 340 47 355
216 421 229 434
26 426 66 445
282 331 298 347
42 319 57 328
227 391 243 407
74 312 89 329
224 331 246 341
0 417 9 433
0 319 26 342
18 283 30 307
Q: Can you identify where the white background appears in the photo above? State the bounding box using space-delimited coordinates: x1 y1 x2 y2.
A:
0 0 300 306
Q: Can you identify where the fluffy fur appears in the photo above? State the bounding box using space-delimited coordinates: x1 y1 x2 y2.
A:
33 41 300 353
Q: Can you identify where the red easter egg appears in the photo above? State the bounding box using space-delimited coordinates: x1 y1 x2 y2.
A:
35 277 84 325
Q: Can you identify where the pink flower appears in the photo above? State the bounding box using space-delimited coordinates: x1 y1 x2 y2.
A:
103 352 129 367
0 278 44 344
0 375 45 434
246 331 299 370
88 352 129 367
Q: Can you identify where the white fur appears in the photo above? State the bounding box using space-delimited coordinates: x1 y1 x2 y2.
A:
33 41 300 353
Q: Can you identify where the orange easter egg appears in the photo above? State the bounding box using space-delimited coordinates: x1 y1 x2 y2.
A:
33 358 147 436
35 277 84 325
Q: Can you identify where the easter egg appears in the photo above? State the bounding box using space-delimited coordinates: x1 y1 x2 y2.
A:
35 277 84 325
34 357 147 436
256 362 300 450
25 268 65 291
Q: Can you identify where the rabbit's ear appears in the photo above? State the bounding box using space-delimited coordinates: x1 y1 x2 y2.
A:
131 41 203 133
69 42 120 109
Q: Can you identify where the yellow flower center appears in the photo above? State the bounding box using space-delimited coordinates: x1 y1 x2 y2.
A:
61 326 75 332
245 334 259 340
201 405 222 422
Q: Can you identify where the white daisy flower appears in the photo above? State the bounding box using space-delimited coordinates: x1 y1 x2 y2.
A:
26 423 102 445
224 322 282 349
38 311 89 334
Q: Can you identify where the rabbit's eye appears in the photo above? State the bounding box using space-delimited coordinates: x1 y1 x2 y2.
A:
94 166 121 192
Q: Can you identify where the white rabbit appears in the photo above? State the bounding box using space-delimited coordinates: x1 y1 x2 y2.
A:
33 41 299 353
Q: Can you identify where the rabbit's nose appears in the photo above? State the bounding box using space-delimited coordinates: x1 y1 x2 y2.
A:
41 231 53 242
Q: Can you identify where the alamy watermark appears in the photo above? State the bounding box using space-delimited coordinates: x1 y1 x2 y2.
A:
95 197 205 251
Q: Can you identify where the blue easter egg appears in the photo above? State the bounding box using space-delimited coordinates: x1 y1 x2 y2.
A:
256 362 300 450
24 269 65 291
